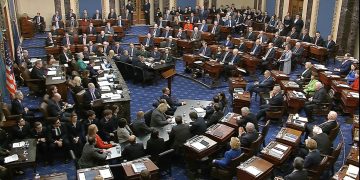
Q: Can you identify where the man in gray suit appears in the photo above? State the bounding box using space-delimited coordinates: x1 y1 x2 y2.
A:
150 103 171 128
78 136 107 168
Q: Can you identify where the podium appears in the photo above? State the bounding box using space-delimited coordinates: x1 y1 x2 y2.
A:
161 68 176 95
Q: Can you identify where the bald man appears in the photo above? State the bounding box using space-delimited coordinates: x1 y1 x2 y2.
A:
305 111 338 139
256 86 283 121
121 135 146 161
47 93 71 121
238 122 259 148
304 82 328 121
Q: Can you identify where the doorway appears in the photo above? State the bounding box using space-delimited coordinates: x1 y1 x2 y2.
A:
133 0 145 24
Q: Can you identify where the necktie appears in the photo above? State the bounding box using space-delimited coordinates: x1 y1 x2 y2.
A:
91 92 96 100
83 38 86 45
131 48 134 56
295 48 298 53
252 45 257 54
200 25 203 31
211 26 216 34
231 55 236 63
64 53 69 61
38 16 40 23
56 22 59 29
178 32 181 38
315 38 318 45
165 31 168 37
89 45 92 52
96 14 99 19
146 38 149 46
222 52 228 62
119 20 122 26
264 48 271 58
202 47 206 55
165 54 168 61
153 30 156 37
125 126 132 135
229 20 231 27
248 32 251 39
327 41 330 48
260 36 263 43
55 127 61 136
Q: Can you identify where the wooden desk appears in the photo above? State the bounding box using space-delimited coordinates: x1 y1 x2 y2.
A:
312 64 329 75
219 112 241 128
331 80 351 99
285 114 308 132
203 61 223 80
176 39 194 53
319 71 341 88
309 46 328 64
241 53 261 75
45 46 61 56
275 127 302 147
279 80 301 92
205 123 235 143
237 156 274 180
184 135 218 160
332 165 359 180
20 16 35 38
121 158 159 180
340 90 359 115
46 65 68 101
5 139 37 172
228 77 247 93
183 54 200 67
36 172 67 180
286 91 306 113
346 146 359 166
271 70 290 84
233 92 251 114
77 165 113 180
260 141 292 166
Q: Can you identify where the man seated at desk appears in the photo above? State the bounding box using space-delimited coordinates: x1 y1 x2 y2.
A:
279 157 308 179
46 32 55 46
238 122 259 148
313 31 324 47
160 48 174 64
117 50 131 63
112 42 123 55
198 41 212 58
87 60 103 77
249 39 262 56
198 20 208 32
206 103 224 127
296 62 312 86
303 82 328 121
128 43 139 58
257 31 268 44
78 135 107 168
59 47 73 65
66 16 77 28
237 107 258 130
324 35 336 54
161 26 172 38
97 31 108 44
190 27 201 44
31 122 49 164
305 111 338 139
160 87 186 112
108 8 117 19
189 12 199 24
333 53 352 76
210 21 221 41
33 12 45 33
93 9 102 20
245 27 256 41
11 118 31 141
163 36 177 50
223 48 241 80
189 111 207 136
223 35 234 49
175 28 186 39
47 93 71 122
151 24 161 37
79 33 89 45
87 23 97 35
30 60 46 80
218 46 232 64
117 15 124 27
132 56 155 77
272 32 283 48
256 86 283 122
87 41 97 54
142 33 154 49
62 33 73 46
298 29 311 43
84 83 101 107
246 70 274 97
137 45 150 58
104 22 114 34
151 47 161 62
122 135 146 161
168 116 192 154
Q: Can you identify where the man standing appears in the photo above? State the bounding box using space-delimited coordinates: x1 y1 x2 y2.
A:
126 1 134 25
144 0 150 25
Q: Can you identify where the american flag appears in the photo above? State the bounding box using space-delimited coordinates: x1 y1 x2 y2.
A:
4 37 17 98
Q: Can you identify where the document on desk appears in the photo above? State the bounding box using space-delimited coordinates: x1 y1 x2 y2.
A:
100 86 111 92
98 81 111 86
132 162 147 173
194 108 206 118
275 144 288 151
12 141 25 148
344 176 355 180
98 76 107 81
191 141 206 151
106 146 121 160
111 94 122 100
4 154 19 163
99 169 112 178
93 66 101 70
78 173 86 180
346 164 359 178
245 166 262 177
47 71 57 76
48 67 57 71
52 77 62 80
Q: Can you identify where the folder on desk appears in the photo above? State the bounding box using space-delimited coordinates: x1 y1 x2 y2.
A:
4 154 19 163
47 71 57 76
191 141 206 151
99 169 112 178
245 166 262 177
346 164 359 178
131 162 147 173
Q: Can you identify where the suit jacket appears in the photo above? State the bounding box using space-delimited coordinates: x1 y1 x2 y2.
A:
78 36 88 45
240 131 259 148
298 33 311 43
159 94 181 108
189 16 199 24
198 24 208 32
250 45 262 56
312 133 331 155
238 43 246 52
142 37 154 47
169 124 192 150
83 89 101 105
304 150 322 169
263 48 276 61
324 40 336 51
312 87 327 104
338 60 352 76
98 118 116 141
292 46 304 59
272 37 283 47
161 30 172 38
151 28 161 37
132 118 152 137
47 99 62 117
207 111 224 127
11 123 31 140
127 47 138 57
162 53 174 63
66 122 84 142
30 67 46 80
257 76 274 92
78 143 107 168
122 143 146 161
104 26 114 34
313 36 324 47
219 51 232 63
11 99 25 115
47 124 67 143
198 47 211 57
62 36 74 46
223 40 234 48
108 12 117 19
299 68 311 80
293 19 304 32
190 31 201 41
284 170 309 180
318 120 337 135
86 26 97 34
269 93 283 106
210 25 221 36
237 113 258 130
288 31 299 39
59 51 73 64
190 118 207 135
46 37 55 46
175 31 186 39
246 32 256 41
258 35 268 44
33 15 44 24
146 137 166 159
96 35 108 43
150 109 169 127
150 51 161 61
66 20 78 27
228 54 241 64
92 13 102 20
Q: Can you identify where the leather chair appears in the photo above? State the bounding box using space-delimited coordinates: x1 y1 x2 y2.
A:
328 123 340 142
241 135 263 156
39 102 58 125
307 156 329 180
156 149 175 176
265 97 287 124
0 102 20 127
326 141 343 175
211 153 251 180
313 93 332 116
259 120 270 147
20 68 45 96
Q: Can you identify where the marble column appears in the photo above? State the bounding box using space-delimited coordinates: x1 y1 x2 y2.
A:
54 0 62 14
309 0 319 37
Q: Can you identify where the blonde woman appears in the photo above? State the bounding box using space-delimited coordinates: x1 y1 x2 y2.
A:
212 137 242 168
105 50 115 68
71 76 84 94
87 124 113 149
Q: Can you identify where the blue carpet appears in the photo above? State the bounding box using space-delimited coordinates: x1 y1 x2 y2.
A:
7 27 356 179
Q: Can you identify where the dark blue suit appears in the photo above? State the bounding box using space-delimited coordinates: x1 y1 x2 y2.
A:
142 37 154 47
250 44 262 56
247 76 274 95
198 24 208 32
304 150 322 169
223 40 234 49
198 47 211 57
335 60 352 76
151 28 161 37
151 51 161 61
224 55 241 78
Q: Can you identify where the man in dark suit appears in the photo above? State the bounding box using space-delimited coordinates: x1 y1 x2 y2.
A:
66 113 84 157
198 41 211 57
122 135 146 161
86 23 97 35
83 83 101 106
304 82 328 120
161 48 174 64
98 109 116 142
288 27 299 39
296 62 312 85
144 0 150 25
198 6 209 21
132 111 153 138
45 32 55 46
112 42 123 55
175 28 186 39
67 9 76 20
303 139 322 169
11 91 34 122
272 32 283 47
47 93 70 122
245 27 256 41
59 47 73 65
30 60 46 80
249 39 262 56
87 41 97 54
160 87 185 110
96 31 108 43
257 31 268 44
333 54 352 76
11 118 30 140
256 86 283 121
92 10 102 20
66 17 78 28
238 122 259 148
213 14 223 25
142 33 154 48
117 50 131 63
313 32 324 47
127 43 138 58
324 35 336 53
291 42 304 69
77 135 107 168
189 12 199 24
104 22 114 34
223 48 241 79
146 131 166 161
246 70 274 96
150 47 161 62
206 104 224 127
293 15 304 33
164 36 177 50
87 60 103 77
62 33 74 46
283 157 308 180
151 24 161 37
189 112 207 136
260 43 276 71
33 12 45 33
298 29 312 43
47 119 71 163
311 126 331 155
107 9 117 19
218 47 233 64
210 21 221 41
237 107 258 130
168 116 192 153
82 110 99 135
126 1 134 25
78 33 88 45
31 122 48 163
198 20 208 32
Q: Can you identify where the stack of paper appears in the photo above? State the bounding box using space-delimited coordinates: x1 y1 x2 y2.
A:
93 66 101 70
84 61 90 64
98 81 111 86
194 108 206 118
101 93 113 99
349 92 359 98
346 165 359 178
131 162 147 173
191 142 206 151
13 141 25 148
47 71 57 76
4 154 19 163
111 94 122 100
245 166 262 177
48 67 57 71
98 76 107 81
52 77 62 80
99 169 112 178
275 144 288 151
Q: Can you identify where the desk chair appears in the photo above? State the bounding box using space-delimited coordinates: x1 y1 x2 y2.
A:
241 135 263 156
307 156 328 180
0 102 20 128
328 123 340 143
156 149 175 176
39 102 58 125
20 68 46 96
211 153 251 180
324 141 343 176
259 120 270 147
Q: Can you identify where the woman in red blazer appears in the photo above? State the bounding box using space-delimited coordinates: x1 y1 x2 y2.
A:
87 124 113 149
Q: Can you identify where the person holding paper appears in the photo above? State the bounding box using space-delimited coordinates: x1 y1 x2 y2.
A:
212 137 242 168
78 135 107 168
